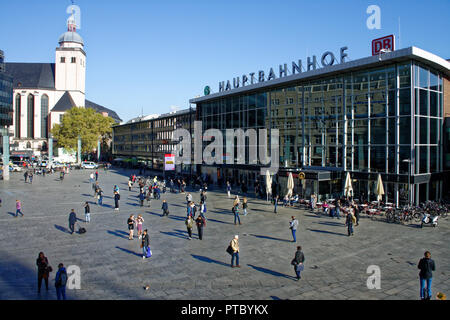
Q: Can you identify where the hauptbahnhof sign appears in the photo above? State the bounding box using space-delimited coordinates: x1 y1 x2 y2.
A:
218 47 349 93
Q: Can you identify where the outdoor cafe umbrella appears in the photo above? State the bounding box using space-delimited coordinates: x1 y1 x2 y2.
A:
344 172 353 198
286 172 294 198
376 174 385 202
265 170 272 202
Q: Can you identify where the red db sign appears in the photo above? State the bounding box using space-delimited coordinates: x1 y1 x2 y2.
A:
372 35 395 56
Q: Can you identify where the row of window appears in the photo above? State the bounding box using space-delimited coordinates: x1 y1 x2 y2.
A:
14 94 48 139
59 56 85 67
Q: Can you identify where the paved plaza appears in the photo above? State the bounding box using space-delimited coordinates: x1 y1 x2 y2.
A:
0 168 449 300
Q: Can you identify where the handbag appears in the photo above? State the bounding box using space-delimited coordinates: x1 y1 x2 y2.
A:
226 245 234 255
296 263 304 272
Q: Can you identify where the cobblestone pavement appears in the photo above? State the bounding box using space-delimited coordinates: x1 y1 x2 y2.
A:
0 169 448 300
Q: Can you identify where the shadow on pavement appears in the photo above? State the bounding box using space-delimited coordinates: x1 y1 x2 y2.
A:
54 224 70 234
191 254 229 267
168 215 187 221
307 229 347 236
115 246 141 257
207 218 235 225
247 264 296 280
250 234 292 243
107 230 129 239
147 211 162 217
6 212 16 217
159 230 189 240
314 221 345 227
0 252 56 299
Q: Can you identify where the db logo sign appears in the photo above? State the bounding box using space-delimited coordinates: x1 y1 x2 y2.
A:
372 35 395 56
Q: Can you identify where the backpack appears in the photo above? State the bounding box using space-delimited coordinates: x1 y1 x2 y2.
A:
56 270 68 287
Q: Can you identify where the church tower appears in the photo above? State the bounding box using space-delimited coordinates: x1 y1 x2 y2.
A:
55 9 86 107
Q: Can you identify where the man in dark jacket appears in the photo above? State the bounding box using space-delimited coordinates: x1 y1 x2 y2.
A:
55 263 67 300
345 211 354 236
195 215 205 240
418 251 436 300
68 209 77 234
292 246 305 280
142 229 150 259
161 200 169 216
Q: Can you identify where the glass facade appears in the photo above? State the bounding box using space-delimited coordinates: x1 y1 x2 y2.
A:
195 60 445 206
0 72 13 127
112 108 195 174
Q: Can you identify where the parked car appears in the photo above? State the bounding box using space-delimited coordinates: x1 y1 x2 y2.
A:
81 161 98 169
10 164 22 172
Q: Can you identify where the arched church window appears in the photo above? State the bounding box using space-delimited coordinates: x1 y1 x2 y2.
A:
27 94 35 138
41 95 49 138
15 94 21 138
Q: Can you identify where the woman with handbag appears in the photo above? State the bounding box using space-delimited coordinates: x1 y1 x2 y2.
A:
36 252 51 293
291 246 305 280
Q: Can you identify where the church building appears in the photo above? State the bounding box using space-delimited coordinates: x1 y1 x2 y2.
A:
5 9 121 156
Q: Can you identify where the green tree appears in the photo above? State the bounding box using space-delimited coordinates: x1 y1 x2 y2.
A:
51 107 116 153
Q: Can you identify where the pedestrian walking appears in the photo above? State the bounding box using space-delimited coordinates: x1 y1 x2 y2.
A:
195 215 205 240
68 209 77 234
146 188 152 207
232 202 241 225
114 191 120 211
128 215 135 240
274 195 279 213
227 181 231 198
136 214 144 239
290 216 299 242
352 203 360 226
230 235 240 268
55 263 68 300
139 191 145 207
36 252 51 293
84 202 90 223
191 202 197 219
185 215 194 240
128 180 132 191
24 171 28 183
345 210 355 236
90 172 94 184
141 229 150 259
97 188 103 206
15 199 24 217
291 246 305 280
95 170 98 181
418 251 436 300
200 191 207 204
186 193 193 205
161 200 169 216
200 201 207 218
242 197 248 216
310 194 316 211
29 172 33 184
335 200 341 219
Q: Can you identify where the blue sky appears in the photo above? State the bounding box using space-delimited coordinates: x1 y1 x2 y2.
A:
1 0 449 122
